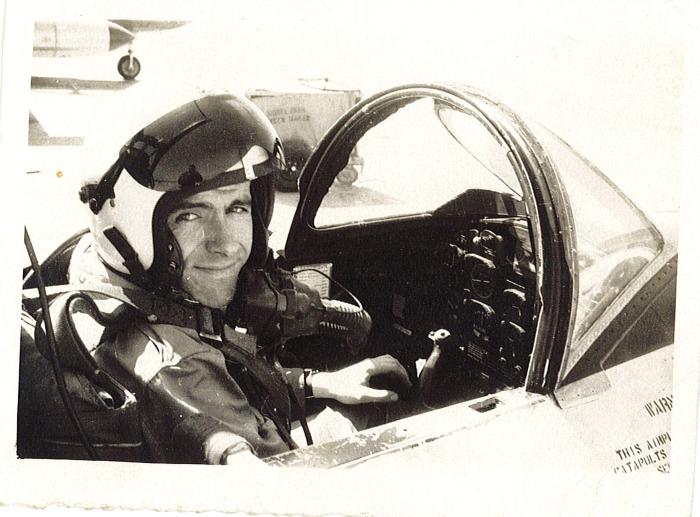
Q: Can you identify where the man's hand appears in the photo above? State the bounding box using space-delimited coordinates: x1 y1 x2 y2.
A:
310 354 412 404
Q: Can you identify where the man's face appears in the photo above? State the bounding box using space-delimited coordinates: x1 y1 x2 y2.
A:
166 182 253 309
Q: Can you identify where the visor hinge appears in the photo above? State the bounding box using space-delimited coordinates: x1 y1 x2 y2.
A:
80 153 127 214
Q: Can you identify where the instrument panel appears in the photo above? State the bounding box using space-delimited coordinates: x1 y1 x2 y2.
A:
445 219 535 385
389 217 536 387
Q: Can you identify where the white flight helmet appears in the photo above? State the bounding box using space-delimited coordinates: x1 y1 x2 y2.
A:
79 93 284 292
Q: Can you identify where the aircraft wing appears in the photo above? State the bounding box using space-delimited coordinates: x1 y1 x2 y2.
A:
107 19 190 34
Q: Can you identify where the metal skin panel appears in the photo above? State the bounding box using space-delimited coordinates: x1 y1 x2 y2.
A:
267 344 672 477
267 389 547 468
555 253 677 402
356 345 672 475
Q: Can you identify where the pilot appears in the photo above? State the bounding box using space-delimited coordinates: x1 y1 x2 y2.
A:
66 93 410 465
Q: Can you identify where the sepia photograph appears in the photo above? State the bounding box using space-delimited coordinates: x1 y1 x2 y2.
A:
1 0 699 515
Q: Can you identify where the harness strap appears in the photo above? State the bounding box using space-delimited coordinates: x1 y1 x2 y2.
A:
207 334 304 449
24 283 200 330
25 282 313 446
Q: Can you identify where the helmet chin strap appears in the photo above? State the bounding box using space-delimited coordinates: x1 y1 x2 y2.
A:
99 228 228 338
103 225 189 305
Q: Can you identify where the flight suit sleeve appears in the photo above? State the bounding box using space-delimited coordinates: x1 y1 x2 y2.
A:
93 323 291 463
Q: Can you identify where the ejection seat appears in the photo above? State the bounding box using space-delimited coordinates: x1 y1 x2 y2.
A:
18 229 146 461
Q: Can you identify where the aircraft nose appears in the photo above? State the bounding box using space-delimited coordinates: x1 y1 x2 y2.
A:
107 22 134 51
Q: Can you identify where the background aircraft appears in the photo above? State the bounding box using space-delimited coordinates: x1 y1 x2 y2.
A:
33 18 189 80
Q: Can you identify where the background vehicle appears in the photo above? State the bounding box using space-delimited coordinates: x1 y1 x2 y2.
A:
247 82 363 191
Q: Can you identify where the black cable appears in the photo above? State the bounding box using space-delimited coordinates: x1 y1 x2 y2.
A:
287 383 313 446
23 227 99 460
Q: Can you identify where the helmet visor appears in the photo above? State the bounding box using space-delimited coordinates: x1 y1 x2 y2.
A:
122 95 286 192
